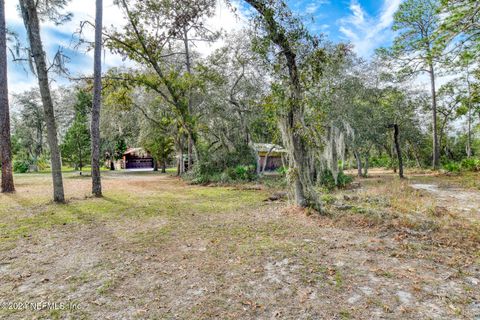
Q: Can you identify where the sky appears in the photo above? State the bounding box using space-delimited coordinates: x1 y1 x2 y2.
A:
4 0 402 95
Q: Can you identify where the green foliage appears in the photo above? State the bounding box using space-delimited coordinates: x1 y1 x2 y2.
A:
13 160 30 173
441 158 480 173
36 156 50 171
319 170 353 190
186 144 258 184
443 162 461 173
185 163 221 185
187 163 257 185
61 91 92 171
369 156 391 169
460 158 480 172
114 139 127 160
139 117 175 170
276 166 288 176
61 114 91 170
227 165 257 181
320 194 336 205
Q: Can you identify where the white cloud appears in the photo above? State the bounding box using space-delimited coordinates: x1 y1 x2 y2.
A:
306 3 320 14
191 0 247 56
338 0 402 57
5 0 245 95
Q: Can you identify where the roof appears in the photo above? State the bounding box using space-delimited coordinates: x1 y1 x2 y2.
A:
123 147 150 157
252 143 287 153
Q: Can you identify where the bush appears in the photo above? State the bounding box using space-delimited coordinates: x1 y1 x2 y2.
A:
443 162 461 173
337 171 354 187
369 156 391 168
36 157 50 171
186 163 256 184
13 160 30 173
460 158 480 172
319 170 353 190
227 165 257 181
276 166 287 176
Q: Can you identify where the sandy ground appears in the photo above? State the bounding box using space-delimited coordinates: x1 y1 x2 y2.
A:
410 183 480 221
0 171 479 319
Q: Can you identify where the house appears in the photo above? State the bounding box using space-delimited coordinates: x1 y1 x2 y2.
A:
252 143 287 172
122 148 154 169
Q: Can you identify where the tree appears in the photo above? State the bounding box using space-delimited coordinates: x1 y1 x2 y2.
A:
12 90 45 171
91 0 103 197
381 88 412 179
140 119 174 173
200 32 277 170
61 91 91 173
243 0 337 211
101 0 216 174
19 0 66 202
380 0 444 169
0 0 14 192
439 0 479 75
61 114 90 173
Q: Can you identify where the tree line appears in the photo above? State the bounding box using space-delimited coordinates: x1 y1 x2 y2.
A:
0 0 478 211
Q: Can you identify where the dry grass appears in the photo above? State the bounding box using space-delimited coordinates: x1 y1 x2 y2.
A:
0 170 479 319
327 171 480 255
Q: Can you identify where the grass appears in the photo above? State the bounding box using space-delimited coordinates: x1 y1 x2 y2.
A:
327 169 480 254
0 169 479 319
0 171 266 248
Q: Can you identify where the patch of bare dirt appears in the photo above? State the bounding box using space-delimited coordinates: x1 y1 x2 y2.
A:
0 172 479 319
410 183 480 220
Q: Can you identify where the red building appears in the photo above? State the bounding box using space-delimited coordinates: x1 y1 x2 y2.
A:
122 148 154 169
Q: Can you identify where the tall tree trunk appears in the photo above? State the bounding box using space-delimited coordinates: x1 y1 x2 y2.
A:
177 137 185 175
19 0 64 202
438 115 447 158
161 161 166 173
329 125 339 184
393 124 404 179
245 0 321 211
354 151 362 177
0 0 14 193
466 68 472 158
183 26 194 171
429 63 440 169
363 154 369 177
390 140 397 173
91 0 103 197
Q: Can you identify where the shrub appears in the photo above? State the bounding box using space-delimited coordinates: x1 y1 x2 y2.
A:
228 165 257 181
184 163 212 185
319 170 353 190
186 143 258 184
460 158 480 172
276 166 288 176
369 156 391 168
36 157 50 171
13 160 30 173
443 162 461 173
187 163 256 184
337 171 354 187
320 194 336 204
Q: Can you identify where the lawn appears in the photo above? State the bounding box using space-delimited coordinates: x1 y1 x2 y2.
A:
0 170 479 319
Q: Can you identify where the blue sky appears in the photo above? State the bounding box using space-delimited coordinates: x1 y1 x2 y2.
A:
290 0 402 56
5 0 402 94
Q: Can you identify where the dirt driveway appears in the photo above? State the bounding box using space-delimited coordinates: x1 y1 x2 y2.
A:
0 172 479 319
410 183 480 220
